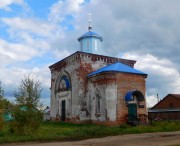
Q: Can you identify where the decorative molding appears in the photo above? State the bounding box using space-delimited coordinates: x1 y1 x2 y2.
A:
57 91 71 97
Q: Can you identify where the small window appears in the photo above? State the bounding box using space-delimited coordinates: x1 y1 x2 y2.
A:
87 41 89 50
138 105 144 108
81 42 83 50
95 40 97 51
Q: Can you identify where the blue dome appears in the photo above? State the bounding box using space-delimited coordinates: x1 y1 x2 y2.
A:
78 31 103 41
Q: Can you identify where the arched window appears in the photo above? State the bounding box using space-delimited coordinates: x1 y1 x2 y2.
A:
87 40 89 50
96 93 101 114
58 76 71 92
94 40 97 51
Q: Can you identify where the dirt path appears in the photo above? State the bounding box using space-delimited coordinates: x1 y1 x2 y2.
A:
3 131 180 146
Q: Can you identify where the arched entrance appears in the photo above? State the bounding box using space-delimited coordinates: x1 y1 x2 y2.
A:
125 90 145 121
55 72 71 121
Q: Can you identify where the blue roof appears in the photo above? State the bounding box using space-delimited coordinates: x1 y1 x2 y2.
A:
125 90 145 102
78 31 103 41
88 62 147 77
125 91 134 101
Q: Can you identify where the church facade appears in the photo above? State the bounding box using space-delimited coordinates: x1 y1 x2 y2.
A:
49 26 148 125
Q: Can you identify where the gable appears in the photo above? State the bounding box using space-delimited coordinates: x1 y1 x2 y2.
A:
152 94 180 109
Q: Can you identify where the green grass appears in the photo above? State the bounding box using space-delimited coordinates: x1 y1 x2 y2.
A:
0 121 180 144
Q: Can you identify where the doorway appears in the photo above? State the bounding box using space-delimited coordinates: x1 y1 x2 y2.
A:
128 104 137 121
61 100 66 121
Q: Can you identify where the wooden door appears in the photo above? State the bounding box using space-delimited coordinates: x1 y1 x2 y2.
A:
128 104 137 121
61 100 66 121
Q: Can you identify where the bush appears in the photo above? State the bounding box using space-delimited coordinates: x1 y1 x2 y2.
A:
0 113 4 131
11 76 43 136
0 82 11 131
9 106 42 135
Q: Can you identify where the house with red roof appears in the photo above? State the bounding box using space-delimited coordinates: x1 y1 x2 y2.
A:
148 94 180 121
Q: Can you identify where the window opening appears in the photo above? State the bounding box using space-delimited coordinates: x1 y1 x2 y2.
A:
96 93 101 114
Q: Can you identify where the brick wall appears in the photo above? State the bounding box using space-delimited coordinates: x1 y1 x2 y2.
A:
116 72 147 123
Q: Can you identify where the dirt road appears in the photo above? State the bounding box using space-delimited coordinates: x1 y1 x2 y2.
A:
3 131 180 146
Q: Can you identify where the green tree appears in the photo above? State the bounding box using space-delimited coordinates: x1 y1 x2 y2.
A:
0 82 4 130
0 82 12 111
0 82 4 100
10 76 43 135
0 82 12 110
0 82 12 130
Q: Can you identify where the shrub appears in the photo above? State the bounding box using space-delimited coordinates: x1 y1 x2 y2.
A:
10 106 42 135
0 113 4 131
10 75 43 136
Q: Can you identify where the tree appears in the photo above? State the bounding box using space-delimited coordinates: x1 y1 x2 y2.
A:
0 82 11 110
0 82 4 100
0 82 4 130
10 76 43 135
0 82 12 130
14 76 42 108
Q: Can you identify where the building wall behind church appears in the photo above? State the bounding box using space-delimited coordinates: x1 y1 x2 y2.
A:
152 95 180 109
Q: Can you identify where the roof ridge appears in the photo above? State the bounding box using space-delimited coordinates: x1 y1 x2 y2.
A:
88 61 147 77
170 94 180 99
170 93 180 95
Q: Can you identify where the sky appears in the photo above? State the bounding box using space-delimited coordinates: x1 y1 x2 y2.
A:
0 0 180 108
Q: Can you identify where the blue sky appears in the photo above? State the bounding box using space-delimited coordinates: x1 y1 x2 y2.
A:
0 0 180 107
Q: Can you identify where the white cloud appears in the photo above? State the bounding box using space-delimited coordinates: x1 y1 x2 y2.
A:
53 49 71 60
19 31 50 49
48 0 85 23
124 53 177 76
0 38 37 66
1 17 56 37
122 53 180 107
0 16 59 65
0 0 25 11
146 95 158 108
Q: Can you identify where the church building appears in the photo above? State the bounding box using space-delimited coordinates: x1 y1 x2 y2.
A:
49 22 148 125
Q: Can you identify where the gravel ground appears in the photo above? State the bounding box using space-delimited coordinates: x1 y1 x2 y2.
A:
2 131 180 146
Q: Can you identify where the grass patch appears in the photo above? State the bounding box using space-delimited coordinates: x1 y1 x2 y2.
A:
0 121 180 144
